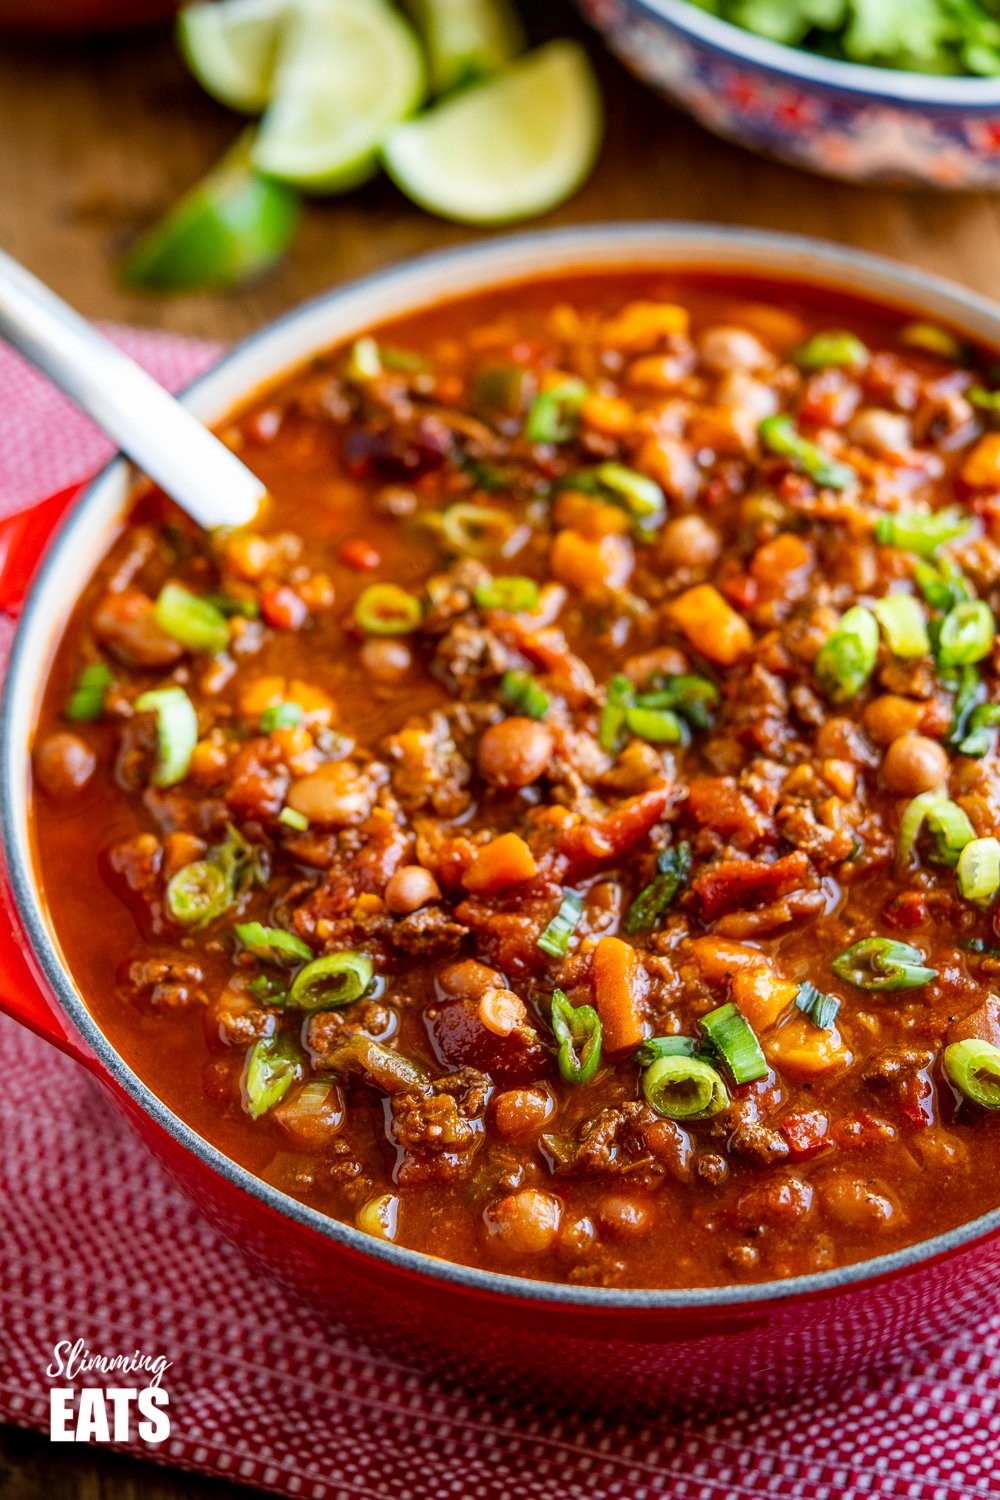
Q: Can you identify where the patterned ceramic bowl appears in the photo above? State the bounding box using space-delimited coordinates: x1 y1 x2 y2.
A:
576 0 1000 189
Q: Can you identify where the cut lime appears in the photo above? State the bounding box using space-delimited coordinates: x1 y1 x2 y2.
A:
122 134 300 292
252 0 425 192
382 40 602 225
178 0 286 113
403 0 524 95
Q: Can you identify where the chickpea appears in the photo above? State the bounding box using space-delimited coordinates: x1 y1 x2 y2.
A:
33 733 96 798
597 1194 652 1240
478 987 528 1037
487 1188 562 1255
286 760 377 827
848 407 911 457
384 864 441 915
492 1087 555 1139
882 734 949 797
356 1193 399 1242
477 717 554 790
657 515 722 573
815 716 869 765
699 325 772 374
359 637 412 686
437 958 504 999
821 1175 898 1230
863 694 923 747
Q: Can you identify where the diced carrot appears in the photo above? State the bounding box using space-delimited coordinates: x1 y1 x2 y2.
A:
553 491 631 537
731 966 797 1033
340 537 381 571
580 393 635 437
599 301 690 352
239 674 287 718
781 1110 831 1159
961 433 1000 488
668 584 753 666
557 786 669 875
750 534 814 599
764 1013 851 1078
462 833 538 895
591 935 646 1053
729 302 806 349
686 405 757 457
688 936 765 984
550 529 634 591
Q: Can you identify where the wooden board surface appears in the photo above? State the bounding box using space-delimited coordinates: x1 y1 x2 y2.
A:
1 1 999 1495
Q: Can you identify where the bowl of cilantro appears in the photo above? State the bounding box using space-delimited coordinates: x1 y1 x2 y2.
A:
576 0 1000 187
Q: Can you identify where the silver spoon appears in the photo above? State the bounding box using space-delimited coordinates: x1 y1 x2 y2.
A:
0 247 265 531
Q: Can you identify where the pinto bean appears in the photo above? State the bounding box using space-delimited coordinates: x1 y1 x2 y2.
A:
597 1194 652 1239
359 638 413 685
384 864 441 914
492 1087 555 1139
286 760 378 827
92 589 184 668
821 1175 899 1230
699 325 772 374
657 515 722 573
478 718 554 790
33 732 96 798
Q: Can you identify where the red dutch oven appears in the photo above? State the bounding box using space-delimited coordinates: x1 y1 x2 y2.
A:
3 226 1000 1408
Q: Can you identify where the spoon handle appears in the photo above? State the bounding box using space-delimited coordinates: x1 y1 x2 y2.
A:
0 247 265 531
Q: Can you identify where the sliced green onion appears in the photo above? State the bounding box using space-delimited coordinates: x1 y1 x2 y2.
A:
473 576 540 612
795 981 841 1030
279 805 310 832
537 891 584 959
814 605 879 703
345 335 382 381
66 661 113 722
287 951 374 1011
135 686 198 787
440 502 516 557
900 322 966 361
956 837 1000 903
471 362 533 415
914 558 971 612
874 508 973 558
635 1035 698 1066
274 1079 343 1132
354 583 422 636
381 344 429 374
792 330 868 371
551 988 602 1086
937 600 995 668
873 594 930 658
244 1033 302 1120
959 702 1000 757
623 843 692 935
962 939 1000 959
831 938 937 991
204 591 261 620
624 704 686 744
635 674 719 730
500 668 549 721
234 921 312 965
949 665 985 748
166 861 229 927
261 701 303 732
968 385 1000 415
943 1038 1000 1109
593 462 665 523
325 1033 430 1095
524 379 586 443
898 791 976 868
154 583 230 655
599 673 634 753
642 1054 729 1120
700 1002 768 1085
247 973 287 1002
759 413 855 490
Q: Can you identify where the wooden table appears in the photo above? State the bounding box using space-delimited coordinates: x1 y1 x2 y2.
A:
1 2 999 1495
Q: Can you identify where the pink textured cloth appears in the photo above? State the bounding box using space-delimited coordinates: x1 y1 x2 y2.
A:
1 331 998 1499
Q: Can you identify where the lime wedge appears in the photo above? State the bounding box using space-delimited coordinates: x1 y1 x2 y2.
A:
252 0 425 192
403 0 524 95
122 134 300 292
178 0 286 113
382 40 602 225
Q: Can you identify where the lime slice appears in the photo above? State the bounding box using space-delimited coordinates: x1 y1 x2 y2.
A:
252 0 425 192
178 0 286 113
122 134 300 292
382 40 602 225
403 0 524 95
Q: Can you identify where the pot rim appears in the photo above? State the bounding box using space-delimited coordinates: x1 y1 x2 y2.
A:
7 221 1000 1313
621 0 1000 107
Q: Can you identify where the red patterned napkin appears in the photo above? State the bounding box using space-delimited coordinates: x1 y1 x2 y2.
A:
1 332 998 1499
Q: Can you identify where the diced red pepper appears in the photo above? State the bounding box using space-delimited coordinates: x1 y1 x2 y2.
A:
557 786 669 876
781 1110 831 1159
693 850 809 921
882 890 927 931
261 586 308 631
340 537 381 572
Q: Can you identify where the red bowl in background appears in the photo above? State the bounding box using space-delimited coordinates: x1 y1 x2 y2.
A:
0 0 177 33
5 226 1000 1408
